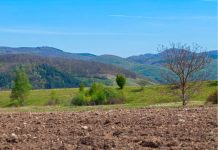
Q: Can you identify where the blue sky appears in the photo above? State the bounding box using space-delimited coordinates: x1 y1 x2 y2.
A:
0 0 217 57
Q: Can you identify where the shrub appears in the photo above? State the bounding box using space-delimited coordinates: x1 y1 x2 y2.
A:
90 91 106 105
89 83 106 105
89 83 104 95
116 74 126 89
71 92 87 106
104 87 116 98
71 83 125 106
206 91 217 104
103 87 124 104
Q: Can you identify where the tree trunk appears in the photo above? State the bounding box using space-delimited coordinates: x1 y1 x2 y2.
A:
182 83 187 106
182 100 187 106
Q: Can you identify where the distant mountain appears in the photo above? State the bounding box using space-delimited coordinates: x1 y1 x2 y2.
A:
127 50 218 65
0 46 96 60
127 53 160 65
125 50 218 82
0 54 137 89
0 46 217 84
206 50 218 59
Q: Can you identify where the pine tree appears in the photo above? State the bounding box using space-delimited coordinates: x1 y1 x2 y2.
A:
10 67 31 106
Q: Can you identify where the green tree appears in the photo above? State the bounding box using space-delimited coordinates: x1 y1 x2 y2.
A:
116 74 126 89
10 67 31 106
79 83 85 92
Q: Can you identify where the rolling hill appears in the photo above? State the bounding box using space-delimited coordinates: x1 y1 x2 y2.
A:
0 46 217 84
126 50 218 81
89 54 167 82
0 46 96 60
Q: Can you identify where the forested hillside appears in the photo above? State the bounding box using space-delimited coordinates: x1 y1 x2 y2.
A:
0 54 137 89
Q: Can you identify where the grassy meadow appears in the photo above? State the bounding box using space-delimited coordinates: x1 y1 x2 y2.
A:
0 80 216 112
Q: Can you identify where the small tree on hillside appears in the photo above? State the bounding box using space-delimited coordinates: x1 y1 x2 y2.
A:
10 67 31 106
159 43 210 105
116 74 126 89
79 83 85 92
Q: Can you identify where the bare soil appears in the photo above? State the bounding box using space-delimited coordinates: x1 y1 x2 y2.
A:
0 106 217 150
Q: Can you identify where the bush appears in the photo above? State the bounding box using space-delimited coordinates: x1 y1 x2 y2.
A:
90 91 106 105
89 83 104 95
89 83 106 105
206 91 217 104
71 83 125 106
71 92 87 106
103 87 124 104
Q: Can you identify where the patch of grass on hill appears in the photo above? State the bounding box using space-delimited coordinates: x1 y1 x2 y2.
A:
0 88 78 107
0 81 216 108
124 81 217 105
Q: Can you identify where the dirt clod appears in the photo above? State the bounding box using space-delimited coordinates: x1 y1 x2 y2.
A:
140 140 160 148
112 131 123 137
80 137 94 146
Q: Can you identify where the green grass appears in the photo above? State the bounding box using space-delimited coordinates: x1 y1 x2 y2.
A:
0 101 211 113
124 81 217 105
0 81 217 111
0 88 78 107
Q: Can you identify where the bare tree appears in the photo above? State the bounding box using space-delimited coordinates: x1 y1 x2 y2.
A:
159 43 211 105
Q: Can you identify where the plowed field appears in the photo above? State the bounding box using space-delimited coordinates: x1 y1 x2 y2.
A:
0 106 217 149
